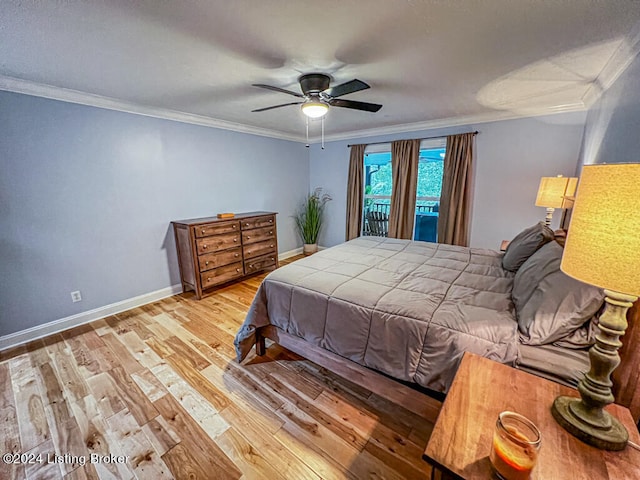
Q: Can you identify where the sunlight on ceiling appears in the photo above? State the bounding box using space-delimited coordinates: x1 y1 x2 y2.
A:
476 39 624 116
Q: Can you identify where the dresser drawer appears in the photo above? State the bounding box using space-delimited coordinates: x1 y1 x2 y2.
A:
241 215 275 231
198 247 242 272
200 262 243 289
244 253 277 274
243 239 276 260
194 221 239 238
196 232 240 255
242 226 275 245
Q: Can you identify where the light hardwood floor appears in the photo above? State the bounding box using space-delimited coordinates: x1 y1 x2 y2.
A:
0 256 436 480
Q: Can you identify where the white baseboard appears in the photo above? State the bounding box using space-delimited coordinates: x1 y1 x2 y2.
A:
278 247 303 260
0 284 183 352
278 245 329 260
0 248 331 352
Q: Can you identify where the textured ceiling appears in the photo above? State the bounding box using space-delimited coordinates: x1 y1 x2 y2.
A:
1 1 639 141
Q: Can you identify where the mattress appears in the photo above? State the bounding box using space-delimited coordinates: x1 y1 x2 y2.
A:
235 236 520 393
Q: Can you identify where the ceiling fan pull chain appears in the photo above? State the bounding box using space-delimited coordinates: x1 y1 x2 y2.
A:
305 116 309 148
321 116 325 150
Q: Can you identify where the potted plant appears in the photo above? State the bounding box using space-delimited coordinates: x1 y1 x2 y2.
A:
294 188 332 255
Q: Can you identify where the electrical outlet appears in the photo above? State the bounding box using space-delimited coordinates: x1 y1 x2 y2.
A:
71 291 82 303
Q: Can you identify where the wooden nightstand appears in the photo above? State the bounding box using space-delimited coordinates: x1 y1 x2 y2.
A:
423 353 640 479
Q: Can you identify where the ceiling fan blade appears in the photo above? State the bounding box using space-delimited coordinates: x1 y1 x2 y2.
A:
252 84 304 98
252 102 303 112
329 98 382 112
325 79 370 98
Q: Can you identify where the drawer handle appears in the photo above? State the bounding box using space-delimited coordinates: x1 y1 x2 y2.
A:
236 268 241 273
202 244 207 249
271 257 275 261
245 223 250 227
207 277 211 282
233 224 237 229
249 264 254 269
270 244 274 248
201 229 206 234
234 253 239 257
246 236 250 240
234 238 238 242
269 231 273 235
205 261 210 266
269 219 273 223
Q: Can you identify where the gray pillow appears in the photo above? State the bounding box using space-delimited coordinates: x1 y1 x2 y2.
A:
512 241 563 313
513 242 605 346
502 222 554 272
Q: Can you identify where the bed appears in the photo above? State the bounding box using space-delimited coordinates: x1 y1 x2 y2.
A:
235 228 639 421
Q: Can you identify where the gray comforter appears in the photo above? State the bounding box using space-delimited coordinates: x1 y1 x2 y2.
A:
235 237 520 392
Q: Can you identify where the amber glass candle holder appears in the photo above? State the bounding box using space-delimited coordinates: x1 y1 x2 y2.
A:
489 411 542 480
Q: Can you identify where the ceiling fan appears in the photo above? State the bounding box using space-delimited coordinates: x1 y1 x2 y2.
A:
252 73 382 118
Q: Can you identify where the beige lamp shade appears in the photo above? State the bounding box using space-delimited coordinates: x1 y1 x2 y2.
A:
561 163 640 296
535 176 578 209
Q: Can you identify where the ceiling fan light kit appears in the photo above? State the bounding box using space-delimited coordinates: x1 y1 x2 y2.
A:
301 101 329 118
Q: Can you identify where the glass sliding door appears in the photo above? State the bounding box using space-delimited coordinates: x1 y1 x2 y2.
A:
413 145 445 242
361 140 445 241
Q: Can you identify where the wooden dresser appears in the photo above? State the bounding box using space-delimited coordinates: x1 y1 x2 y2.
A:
172 212 278 299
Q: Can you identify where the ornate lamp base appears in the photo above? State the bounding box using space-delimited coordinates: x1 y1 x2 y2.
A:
551 396 628 451
551 290 637 451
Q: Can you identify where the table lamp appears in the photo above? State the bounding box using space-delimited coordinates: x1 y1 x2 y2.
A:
551 163 640 451
535 175 578 226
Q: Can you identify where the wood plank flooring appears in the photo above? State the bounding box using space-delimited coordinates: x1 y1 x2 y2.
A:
0 256 437 479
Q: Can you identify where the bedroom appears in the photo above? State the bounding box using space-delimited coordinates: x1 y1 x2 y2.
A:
1 1 640 479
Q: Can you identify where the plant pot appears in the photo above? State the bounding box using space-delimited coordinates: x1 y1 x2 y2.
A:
303 243 318 256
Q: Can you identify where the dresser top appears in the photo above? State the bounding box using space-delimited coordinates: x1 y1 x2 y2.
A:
172 211 277 226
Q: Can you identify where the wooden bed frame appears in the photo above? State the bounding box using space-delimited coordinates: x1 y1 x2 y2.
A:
255 302 640 424
256 325 442 422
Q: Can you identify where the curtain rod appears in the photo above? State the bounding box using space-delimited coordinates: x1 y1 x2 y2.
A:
347 131 479 148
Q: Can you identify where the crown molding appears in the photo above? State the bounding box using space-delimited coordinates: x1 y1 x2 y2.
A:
0 75 302 143
582 25 640 108
307 101 588 144
0 74 589 146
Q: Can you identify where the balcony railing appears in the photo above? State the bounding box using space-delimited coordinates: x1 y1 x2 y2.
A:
362 195 440 242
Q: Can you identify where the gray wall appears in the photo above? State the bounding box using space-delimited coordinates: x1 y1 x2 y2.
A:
579 52 640 167
0 91 309 336
0 87 597 339
309 112 586 250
